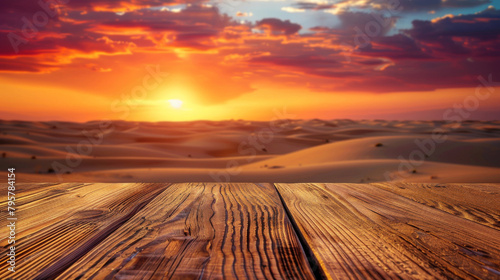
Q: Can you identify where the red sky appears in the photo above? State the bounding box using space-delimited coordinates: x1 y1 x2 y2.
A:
1 0 500 121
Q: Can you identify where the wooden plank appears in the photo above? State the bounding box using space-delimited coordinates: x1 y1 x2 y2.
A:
370 182 500 229
55 183 315 279
0 183 170 279
275 183 500 280
1 183 102 241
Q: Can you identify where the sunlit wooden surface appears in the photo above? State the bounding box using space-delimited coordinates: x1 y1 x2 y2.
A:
1 183 499 280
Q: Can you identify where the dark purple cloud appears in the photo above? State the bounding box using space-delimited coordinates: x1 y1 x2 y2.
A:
441 0 491 8
256 18 302 35
404 7 500 57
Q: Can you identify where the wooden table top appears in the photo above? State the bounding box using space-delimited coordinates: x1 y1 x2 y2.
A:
0 183 499 279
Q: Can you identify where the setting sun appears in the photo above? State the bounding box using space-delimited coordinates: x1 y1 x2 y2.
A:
167 99 183 109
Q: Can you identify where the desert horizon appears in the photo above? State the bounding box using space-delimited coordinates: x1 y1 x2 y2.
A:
2 118 500 184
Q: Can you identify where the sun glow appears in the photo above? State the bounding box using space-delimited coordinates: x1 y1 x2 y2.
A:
167 99 183 109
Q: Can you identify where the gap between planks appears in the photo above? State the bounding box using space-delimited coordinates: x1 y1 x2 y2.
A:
272 183 328 280
1 183 499 280
38 183 318 279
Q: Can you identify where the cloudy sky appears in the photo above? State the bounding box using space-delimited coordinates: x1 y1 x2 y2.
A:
1 0 499 121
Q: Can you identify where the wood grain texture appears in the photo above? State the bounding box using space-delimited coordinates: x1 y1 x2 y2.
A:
0 183 170 280
1 182 499 280
275 183 500 280
370 182 500 229
56 183 315 280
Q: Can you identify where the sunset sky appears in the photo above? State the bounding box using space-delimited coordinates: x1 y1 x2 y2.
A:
1 0 500 121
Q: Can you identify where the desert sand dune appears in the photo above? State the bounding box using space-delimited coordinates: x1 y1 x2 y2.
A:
0 119 499 183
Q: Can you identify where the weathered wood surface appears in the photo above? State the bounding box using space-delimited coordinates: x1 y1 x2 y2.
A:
371 182 500 229
0 182 499 280
275 183 500 280
0 183 170 280
56 182 314 280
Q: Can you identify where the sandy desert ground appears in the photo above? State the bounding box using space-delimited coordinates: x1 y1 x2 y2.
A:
0 119 499 183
